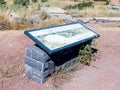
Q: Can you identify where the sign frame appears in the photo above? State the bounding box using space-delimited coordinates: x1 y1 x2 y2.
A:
24 22 100 55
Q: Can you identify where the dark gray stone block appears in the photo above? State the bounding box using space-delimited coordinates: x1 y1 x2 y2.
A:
61 60 71 70
31 49 45 62
31 74 48 84
32 65 54 78
73 57 79 63
25 64 32 78
25 56 43 71
32 67 44 78
55 65 61 72
54 58 77 72
61 58 77 70
25 64 53 84
25 44 79 84
40 60 54 72
47 60 54 70
26 48 32 57
25 62 54 76
26 45 50 63
25 56 54 71
70 58 77 65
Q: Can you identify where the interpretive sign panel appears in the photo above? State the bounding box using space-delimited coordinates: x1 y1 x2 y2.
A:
24 22 99 54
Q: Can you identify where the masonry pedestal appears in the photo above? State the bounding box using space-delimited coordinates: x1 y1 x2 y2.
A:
25 45 54 83
25 44 80 84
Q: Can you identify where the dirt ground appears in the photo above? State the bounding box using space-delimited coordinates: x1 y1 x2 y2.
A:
0 23 120 90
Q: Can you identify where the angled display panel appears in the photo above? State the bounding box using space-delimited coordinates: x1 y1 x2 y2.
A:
24 22 99 55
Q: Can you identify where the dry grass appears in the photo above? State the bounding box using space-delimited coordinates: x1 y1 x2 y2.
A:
68 5 120 17
64 1 120 17
0 16 11 30
0 16 29 30
41 0 78 8
5 0 13 5
52 61 81 89
117 24 120 27
0 63 24 80
0 16 65 30
1 0 120 30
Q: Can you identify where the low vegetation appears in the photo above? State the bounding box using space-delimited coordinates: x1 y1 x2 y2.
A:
94 0 110 5
52 42 97 89
41 0 48 3
65 1 93 10
0 16 65 30
13 0 29 6
0 63 24 80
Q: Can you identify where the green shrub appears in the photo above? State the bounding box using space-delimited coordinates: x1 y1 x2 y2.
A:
74 0 78 2
65 1 93 10
9 4 26 11
37 3 41 10
0 0 7 10
79 44 93 65
32 0 37 3
41 0 48 3
94 0 110 4
0 4 8 10
13 0 29 6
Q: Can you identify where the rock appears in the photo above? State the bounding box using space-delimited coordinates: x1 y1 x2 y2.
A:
107 5 120 10
40 7 67 15
0 23 9 30
60 15 77 22
8 12 21 22
29 15 39 24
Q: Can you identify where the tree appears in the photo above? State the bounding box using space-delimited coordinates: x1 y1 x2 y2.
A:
13 0 29 6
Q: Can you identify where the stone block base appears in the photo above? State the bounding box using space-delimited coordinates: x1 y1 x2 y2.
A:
25 44 79 84
25 45 54 84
